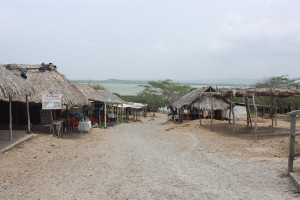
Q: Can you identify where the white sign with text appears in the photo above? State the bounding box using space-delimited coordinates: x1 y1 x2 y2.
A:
42 94 62 110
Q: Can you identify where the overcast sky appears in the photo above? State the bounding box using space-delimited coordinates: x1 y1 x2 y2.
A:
1 0 299 81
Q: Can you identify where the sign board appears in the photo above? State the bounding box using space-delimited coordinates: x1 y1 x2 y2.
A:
42 94 62 110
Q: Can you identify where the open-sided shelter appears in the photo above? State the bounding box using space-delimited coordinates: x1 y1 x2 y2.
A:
208 88 300 140
0 66 34 140
1 63 89 129
170 86 230 125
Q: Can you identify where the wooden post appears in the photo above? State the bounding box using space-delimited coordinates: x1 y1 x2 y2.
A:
50 109 54 134
245 97 252 129
252 93 258 141
210 95 213 131
99 105 101 127
245 97 249 129
229 94 232 124
288 114 296 173
116 104 119 124
67 105 70 133
231 92 235 135
275 97 278 127
270 95 274 132
232 109 236 135
199 111 202 126
26 95 31 133
121 104 123 122
9 95 12 141
91 102 93 122
104 103 107 128
248 98 252 129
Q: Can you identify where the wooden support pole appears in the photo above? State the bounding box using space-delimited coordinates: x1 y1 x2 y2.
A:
99 105 101 127
229 94 232 124
116 104 119 124
9 95 12 141
121 104 123 122
231 92 235 135
245 97 249 129
288 114 296 173
210 95 213 131
67 105 70 133
247 98 252 128
50 109 54 135
104 103 107 128
252 93 258 141
275 97 278 127
232 109 236 135
270 95 274 132
26 95 31 133
199 111 202 126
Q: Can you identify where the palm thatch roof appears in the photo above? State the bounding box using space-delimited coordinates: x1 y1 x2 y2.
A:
171 86 217 110
222 88 300 98
0 66 34 102
0 64 89 107
73 83 104 101
97 89 125 104
190 95 230 111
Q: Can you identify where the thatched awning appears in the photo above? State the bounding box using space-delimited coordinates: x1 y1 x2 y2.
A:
97 90 125 104
0 66 34 102
171 86 216 110
73 83 104 101
1 64 89 107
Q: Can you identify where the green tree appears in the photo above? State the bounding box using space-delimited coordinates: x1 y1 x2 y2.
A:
117 80 191 112
143 79 192 106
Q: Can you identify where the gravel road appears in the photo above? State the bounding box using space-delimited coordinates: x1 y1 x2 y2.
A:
0 113 298 199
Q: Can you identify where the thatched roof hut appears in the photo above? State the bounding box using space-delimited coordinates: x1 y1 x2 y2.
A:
0 64 89 107
97 89 125 104
0 66 34 102
171 86 222 110
73 83 104 101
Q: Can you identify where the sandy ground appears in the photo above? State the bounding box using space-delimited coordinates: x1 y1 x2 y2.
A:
0 113 299 199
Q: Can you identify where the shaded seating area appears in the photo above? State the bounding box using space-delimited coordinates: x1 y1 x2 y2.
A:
203 88 300 140
1 63 90 138
0 66 34 141
169 86 230 128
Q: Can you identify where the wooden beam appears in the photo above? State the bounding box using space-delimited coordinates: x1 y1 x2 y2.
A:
288 172 300 192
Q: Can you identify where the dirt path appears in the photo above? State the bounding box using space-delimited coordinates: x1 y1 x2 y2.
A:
0 113 299 199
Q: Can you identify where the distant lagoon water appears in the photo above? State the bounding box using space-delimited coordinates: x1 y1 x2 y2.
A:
88 82 248 95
